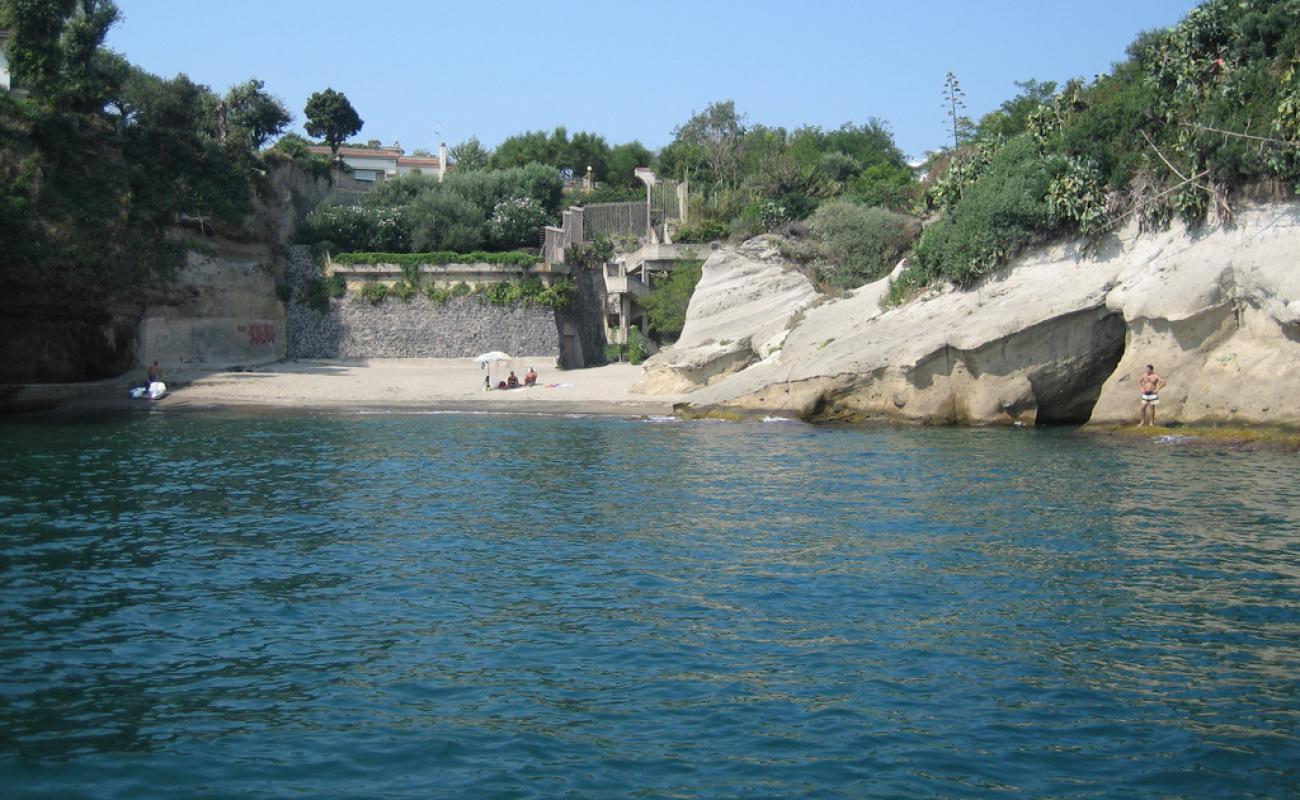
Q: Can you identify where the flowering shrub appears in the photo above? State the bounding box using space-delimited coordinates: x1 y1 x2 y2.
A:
488 197 550 249
299 204 408 252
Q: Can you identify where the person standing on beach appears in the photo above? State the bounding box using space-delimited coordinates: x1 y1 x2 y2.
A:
1138 364 1166 427
147 361 162 385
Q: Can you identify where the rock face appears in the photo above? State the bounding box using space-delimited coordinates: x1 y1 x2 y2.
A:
135 161 330 371
671 202 1300 428
1089 203 1300 426
635 238 819 394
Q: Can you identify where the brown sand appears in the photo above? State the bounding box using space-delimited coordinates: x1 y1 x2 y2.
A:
122 358 683 417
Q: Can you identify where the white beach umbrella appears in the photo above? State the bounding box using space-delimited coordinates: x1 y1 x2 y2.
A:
474 351 512 387
474 351 512 364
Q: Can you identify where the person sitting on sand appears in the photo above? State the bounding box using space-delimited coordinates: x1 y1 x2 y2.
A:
507 371 520 388
1138 364 1166 427
524 367 537 387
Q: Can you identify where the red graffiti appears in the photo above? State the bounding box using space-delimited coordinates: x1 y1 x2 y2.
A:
247 322 277 346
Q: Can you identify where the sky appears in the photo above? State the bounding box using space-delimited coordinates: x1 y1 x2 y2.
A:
105 0 1202 162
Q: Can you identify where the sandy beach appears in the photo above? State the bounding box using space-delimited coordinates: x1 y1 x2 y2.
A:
67 358 684 417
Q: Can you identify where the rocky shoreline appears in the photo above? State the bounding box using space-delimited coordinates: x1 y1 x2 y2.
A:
644 202 1300 430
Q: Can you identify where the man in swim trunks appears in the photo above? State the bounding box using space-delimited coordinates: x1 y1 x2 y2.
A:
1138 364 1166 427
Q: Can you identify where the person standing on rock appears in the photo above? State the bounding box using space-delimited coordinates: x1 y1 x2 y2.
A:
1138 364 1166 427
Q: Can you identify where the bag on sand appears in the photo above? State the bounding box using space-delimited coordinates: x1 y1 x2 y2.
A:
147 381 167 400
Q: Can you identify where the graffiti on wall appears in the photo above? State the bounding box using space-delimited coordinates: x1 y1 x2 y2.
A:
244 322 277 346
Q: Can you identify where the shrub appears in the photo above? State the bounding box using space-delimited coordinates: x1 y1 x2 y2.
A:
358 282 388 304
808 201 921 288
673 220 729 243
298 204 408 252
488 197 550 249
912 135 1057 286
884 265 928 306
325 273 347 298
642 259 703 341
392 281 417 302
425 284 452 305
566 237 614 268
333 251 540 267
406 191 486 252
474 277 574 309
627 328 648 364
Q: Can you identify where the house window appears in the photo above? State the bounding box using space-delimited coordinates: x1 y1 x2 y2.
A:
354 170 378 182
606 313 621 329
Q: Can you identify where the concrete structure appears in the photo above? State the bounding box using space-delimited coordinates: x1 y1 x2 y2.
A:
286 246 597 367
542 169 694 346
325 256 564 293
308 142 447 183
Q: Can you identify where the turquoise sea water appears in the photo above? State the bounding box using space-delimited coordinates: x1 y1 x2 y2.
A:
1 411 1298 798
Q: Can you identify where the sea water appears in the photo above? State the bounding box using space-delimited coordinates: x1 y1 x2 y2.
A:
1 411 1297 798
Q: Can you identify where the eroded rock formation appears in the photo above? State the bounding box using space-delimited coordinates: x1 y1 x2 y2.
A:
634 238 819 394
663 202 1300 427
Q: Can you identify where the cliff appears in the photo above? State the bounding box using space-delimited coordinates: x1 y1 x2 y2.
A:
655 202 1300 428
0 160 328 384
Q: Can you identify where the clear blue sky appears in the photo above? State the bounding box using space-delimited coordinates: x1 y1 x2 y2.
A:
106 0 1201 162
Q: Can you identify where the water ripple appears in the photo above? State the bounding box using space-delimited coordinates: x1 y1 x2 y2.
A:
1 414 1298 798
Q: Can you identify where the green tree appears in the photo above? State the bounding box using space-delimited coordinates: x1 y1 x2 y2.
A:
977 78 1057 141
564 130 610 182
606 141 653 188
491 127 564 170
1 0 122 111
642 259 703 342
450 135 491 172
672 100 746 188
304 88 363 158
217 78 291 150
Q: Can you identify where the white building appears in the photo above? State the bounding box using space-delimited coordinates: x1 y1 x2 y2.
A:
308 142 446 182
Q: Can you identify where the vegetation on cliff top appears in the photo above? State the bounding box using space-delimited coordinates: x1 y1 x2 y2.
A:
0 0 298 299
901 0 1300 292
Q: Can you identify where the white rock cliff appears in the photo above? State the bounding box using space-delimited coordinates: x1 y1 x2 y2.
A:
656 202 1300 427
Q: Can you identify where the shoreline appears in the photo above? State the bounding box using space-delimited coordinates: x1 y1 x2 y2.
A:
2 359 683 419
5 363 1300 450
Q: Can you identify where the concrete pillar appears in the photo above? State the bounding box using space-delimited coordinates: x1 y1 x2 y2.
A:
438 142 447 183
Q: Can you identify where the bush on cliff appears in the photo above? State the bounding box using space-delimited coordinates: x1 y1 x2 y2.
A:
808 201 920 288
912 136 1057 286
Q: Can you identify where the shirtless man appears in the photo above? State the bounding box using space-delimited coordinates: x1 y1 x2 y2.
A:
1138 364 1166 427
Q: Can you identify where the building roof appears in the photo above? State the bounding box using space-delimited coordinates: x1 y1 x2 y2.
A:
307 145 402 159
307 144 441 169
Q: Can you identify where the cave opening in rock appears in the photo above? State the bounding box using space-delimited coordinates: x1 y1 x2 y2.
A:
1032 313 1127 425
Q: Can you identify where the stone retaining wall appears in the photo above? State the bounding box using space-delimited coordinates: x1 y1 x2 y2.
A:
286 246 562 359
